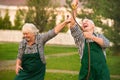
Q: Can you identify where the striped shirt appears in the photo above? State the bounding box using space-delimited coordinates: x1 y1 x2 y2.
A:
17 29 56 64
70 24 110 59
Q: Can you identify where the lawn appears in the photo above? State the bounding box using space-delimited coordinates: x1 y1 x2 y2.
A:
0 42 120 80
0 42 18 60
0 70 78 80
0 70 119 80
46 53 80 71
0 42 77 60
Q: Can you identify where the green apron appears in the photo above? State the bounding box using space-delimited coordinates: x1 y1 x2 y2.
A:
79 40 110 80
15 52 46 80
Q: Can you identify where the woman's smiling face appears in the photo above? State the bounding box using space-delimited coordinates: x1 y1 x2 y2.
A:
23 31 35 42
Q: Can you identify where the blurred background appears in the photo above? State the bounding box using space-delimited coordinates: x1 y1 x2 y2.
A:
0 0 120 80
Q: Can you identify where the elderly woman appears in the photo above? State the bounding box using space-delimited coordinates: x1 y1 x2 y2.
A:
70 0 110 80
15 19 71 80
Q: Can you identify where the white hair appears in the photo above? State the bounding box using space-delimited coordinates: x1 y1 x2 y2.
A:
22 23 39 34
83 19 95 26
89 20 95 25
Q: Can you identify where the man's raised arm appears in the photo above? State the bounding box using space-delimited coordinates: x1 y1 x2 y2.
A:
70 0 79 28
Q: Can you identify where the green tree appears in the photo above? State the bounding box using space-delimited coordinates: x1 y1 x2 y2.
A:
14 9 25 30
45 10 56 31
60 15 69 32
80 0 120 54
0 17 3 29
0 11 3 29
2 9 12 29
25 0 53 32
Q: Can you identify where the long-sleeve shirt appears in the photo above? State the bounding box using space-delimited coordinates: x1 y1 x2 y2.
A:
70 24 110 59
17 29 56 64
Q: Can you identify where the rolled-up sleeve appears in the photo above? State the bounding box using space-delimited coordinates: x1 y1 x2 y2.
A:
70 24 82 38
70 24 84 47
98 34 110 48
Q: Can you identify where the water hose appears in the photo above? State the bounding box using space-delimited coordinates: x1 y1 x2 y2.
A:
71 3 91 80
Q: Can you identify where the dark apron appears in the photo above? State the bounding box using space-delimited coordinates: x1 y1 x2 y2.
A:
15 52 46 80
79 41 110 80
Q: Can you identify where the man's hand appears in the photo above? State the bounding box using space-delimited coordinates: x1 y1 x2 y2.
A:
69 0 79 29
83 32 93 39
71 0 78 10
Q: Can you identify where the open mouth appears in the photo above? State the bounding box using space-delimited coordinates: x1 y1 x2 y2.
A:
83 25 88 28
83 23 88 28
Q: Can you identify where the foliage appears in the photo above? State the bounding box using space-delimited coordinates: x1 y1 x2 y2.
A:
1 9 12 29
44 9 56 31
0 9 25 30
0 13 3 29
25 0 57 32
0 0 64 32
60 15 69 32
13 9 25 30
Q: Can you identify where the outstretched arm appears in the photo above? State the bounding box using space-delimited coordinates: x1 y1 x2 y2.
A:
70 0 78 28
71 0 78 10
54 18 71 34
40 18 71 44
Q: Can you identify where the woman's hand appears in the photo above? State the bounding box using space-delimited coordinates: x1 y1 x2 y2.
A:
15 64 23 75
15 59 23 75
65 16 71 24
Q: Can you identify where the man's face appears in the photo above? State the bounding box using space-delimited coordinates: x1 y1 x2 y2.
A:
23 31 34 42
82 19 94 32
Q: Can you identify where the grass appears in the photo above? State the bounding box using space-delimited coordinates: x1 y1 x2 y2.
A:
45 44 77 55
0 70 15 80
0 42 77 60
107 55 120 75
45 72 78 80
46 53 80 71
0 42 18 60
0 42 120 80
0 70 119 80
0 70 78 80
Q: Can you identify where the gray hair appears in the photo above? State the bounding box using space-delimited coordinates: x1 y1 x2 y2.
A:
22 23 39 34
83 18 95 26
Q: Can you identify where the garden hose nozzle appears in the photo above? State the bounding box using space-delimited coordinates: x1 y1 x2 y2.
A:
71 3 77 10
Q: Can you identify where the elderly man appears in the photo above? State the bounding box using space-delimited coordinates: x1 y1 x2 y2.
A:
15 18 71 80
70 0 110 80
